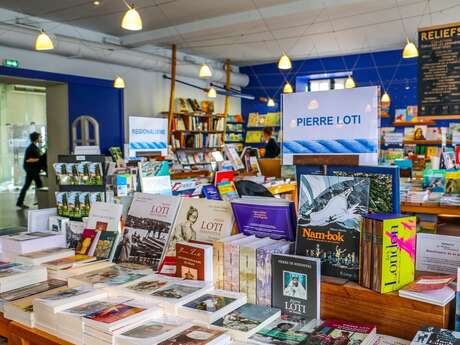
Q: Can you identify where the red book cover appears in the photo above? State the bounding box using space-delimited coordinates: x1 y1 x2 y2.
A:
456 146 460 165
214 170 234 186
76 229 97 255
86 303 145 324
403 275 456 292
176 242 205 281
309 320 376 345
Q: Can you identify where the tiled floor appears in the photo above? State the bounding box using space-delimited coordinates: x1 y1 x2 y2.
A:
0 191 36 229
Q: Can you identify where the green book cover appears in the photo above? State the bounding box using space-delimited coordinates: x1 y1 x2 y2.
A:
380 216 416 293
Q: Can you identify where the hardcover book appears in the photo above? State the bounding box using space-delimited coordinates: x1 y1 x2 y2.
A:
157 325 229 345
309 320 377 345
411 327 460 345
272 254 321 322
363 214 416 293
231 197 297 241
176 242 213 282
116 193 182 270
163 198 234 274
223 235 255 292
256 241 293 306
211 303 281 341
295 175 370 281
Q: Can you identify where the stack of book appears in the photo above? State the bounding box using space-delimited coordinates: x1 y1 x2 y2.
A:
33 285 108 334
44 256 114 280
82 300 163 345
153 324 231 345
13 247 74 266
0 262 47 293
1 231 66 256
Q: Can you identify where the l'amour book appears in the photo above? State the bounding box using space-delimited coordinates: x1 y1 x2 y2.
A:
362 214 416 293
211 303 280 341
295 175 370 282
231 197 296 241
117 193 182 270
271 254 320 322
176 242 213 282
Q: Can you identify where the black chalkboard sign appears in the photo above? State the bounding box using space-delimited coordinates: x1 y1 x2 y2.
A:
418 22 460 116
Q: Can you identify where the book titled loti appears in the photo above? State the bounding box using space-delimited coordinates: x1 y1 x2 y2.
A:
176 242 213 282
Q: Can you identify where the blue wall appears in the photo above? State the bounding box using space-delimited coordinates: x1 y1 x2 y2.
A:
240 49 418 128
0 66 123 154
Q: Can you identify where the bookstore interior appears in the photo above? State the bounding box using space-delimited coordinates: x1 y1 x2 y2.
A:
2 1 460 345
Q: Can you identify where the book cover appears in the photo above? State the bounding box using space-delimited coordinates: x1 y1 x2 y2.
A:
182 293 237 313
225 236 255 292
250 317 318 345
38 286 91 301
125 278 170 295
119 318 181 339
217 181 239 201
62 300 116 316
202 185 221 200
231 198 296 241
76 229 98 255
157 325 226 345
0 279 66 304
212 303 280 333
93 231 118 260
309 320 376 345
151 284 202 300
73 266 147 287
43 254 96 270
116 193 181 270
412 327 460 345
296 175 370 281
272 254 320 322
176 242 212 281
87 202 123 232
165 198 234 259
256 241 292 306
85 303 145 324
457 268 460 331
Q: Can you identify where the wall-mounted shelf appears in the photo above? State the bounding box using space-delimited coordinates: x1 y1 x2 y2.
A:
403 139 452 145
172 130 224 134
393 120 436 126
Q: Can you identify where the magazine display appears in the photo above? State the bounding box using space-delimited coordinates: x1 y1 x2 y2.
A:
177 289 247 323
117 193 182 270
211 303 280 341
296 175 370 281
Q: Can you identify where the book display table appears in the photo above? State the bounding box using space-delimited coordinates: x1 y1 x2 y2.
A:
321 281 452 340
8 321 72 345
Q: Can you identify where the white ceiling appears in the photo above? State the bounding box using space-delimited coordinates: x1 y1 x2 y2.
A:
0 0 459 65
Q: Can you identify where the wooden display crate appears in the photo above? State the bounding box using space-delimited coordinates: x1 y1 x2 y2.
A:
321 281 452 340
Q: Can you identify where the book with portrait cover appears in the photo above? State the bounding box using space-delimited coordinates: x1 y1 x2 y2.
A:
211 303 281 341
157 325 230 345
295 175 370 282
271 254 320 322
176 242 213 282
116 193 182 271
162 198 234 275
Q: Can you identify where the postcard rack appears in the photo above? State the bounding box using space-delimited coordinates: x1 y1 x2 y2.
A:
57 155 107 193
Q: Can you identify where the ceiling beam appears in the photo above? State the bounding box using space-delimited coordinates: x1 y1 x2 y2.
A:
120 0 370 47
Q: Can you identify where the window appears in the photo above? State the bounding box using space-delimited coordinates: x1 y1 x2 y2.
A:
309 79 330 92
334 78 346 90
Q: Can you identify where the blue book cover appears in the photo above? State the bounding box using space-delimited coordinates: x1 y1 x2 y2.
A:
231 198 296 241
202 185 221 200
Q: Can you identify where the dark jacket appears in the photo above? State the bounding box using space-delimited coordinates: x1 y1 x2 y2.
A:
264 138 280 158
23 143 42 173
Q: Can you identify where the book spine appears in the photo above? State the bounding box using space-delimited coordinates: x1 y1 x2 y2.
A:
256 248 266 306
223 243 234 291
361 217 373 289
230 244 241 292
246 247 257 304
371 220 383 293
239 247 249 297
213 241 224 289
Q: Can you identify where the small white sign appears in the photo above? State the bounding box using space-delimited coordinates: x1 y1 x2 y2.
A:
129 116 168 157
416 233 460 274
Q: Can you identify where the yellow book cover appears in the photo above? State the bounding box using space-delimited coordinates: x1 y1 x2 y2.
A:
247 113 259 127
245 131 263 143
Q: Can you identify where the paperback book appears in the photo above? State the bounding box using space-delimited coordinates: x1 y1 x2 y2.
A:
68 265 149 289
213 233 246 289
93 231 119 260
271 254 321 322
116 193 182 270
13 248 74 266
176 242 213 282
295 175 370 282
308 320 377 345
157 324 230 345
411 327 460 345
87 201 123 232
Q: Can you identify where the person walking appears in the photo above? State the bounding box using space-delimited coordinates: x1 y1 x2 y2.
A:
263 126 280 158
16 132 43 209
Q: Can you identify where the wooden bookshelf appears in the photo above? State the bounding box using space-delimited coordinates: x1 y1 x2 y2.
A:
401 202 460 216
403 139 452 145
321 281 451 340
393 120 436 126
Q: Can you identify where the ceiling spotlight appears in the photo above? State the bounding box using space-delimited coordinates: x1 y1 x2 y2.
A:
278 53 292 70
403 39 418 59
283 82 293 94
207 86 217 98
121 4 142 31
93 0 101 6
114 76 125 88
267 98 275 107
199 64 212 78
35 30 54 51
345 75 356 89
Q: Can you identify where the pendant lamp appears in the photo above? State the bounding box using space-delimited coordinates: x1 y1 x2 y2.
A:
207 86 217 98
267 98 275 107
283 82 293 93
345 76 356 89
278 53 292 70
114 76 126 88
35 30 54 51
381 91 391 105
199 64 212 78
403 39 418 59
122 4 142 31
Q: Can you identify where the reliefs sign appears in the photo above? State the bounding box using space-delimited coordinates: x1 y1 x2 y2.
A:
418 22 460 116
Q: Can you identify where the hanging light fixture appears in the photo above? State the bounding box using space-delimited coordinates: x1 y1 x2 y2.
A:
121 3 143 31
199 64 212 78
345 75 356 89
403 39 418 58
35 30 54 51
381 91 391 105
207 86 217 98
283 82 293 94
113 76 125 88
267 98 275 107
278 53 292 70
